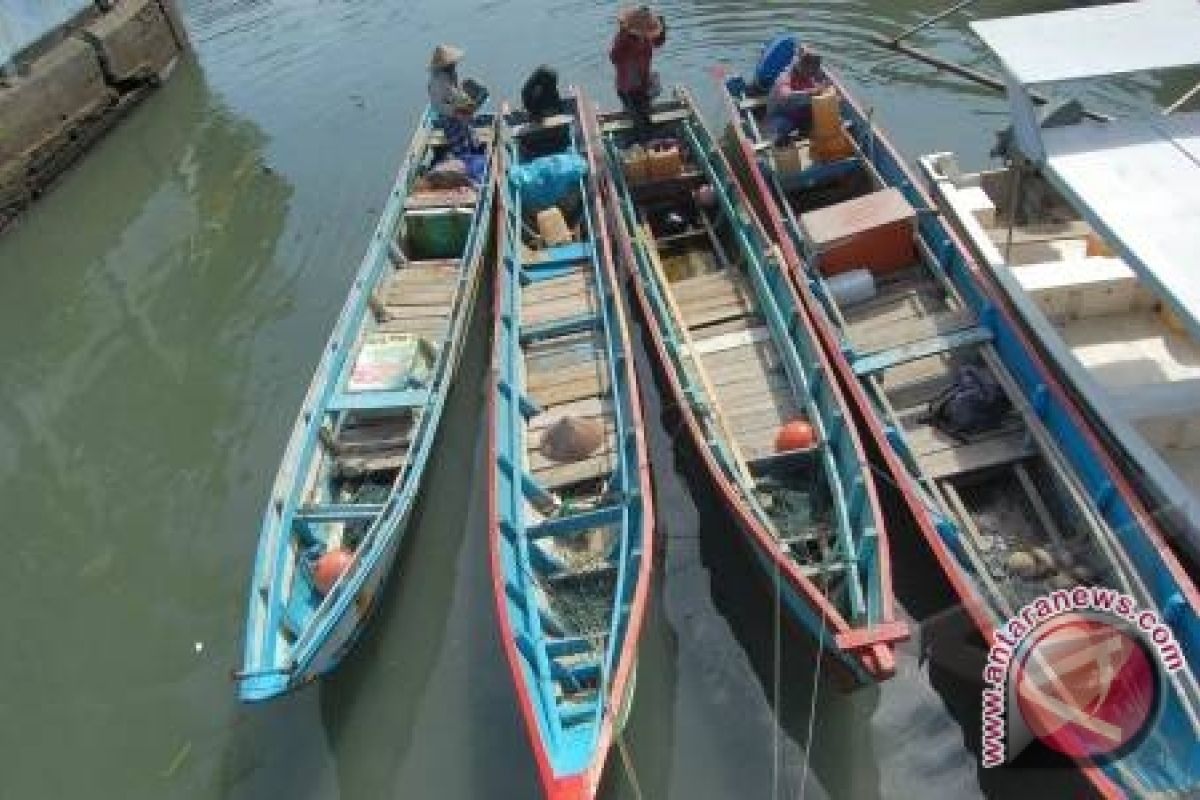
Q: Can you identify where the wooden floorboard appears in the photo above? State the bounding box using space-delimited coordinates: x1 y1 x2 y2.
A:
528 396 612 433
522 292 598 326
849 307 976 354
529 371 608 409
917 429 1035 480
523 270 593 304
527 359 608 395
841 284 947 329
534 452 617 491
688 315 764 341
389 262 460 285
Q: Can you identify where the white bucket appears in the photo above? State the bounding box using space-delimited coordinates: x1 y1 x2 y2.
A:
825 268 876 307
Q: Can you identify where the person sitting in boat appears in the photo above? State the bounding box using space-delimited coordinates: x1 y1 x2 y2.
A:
427 44 485 159
521 64 565 122
765 50 828 145
609 5 666 131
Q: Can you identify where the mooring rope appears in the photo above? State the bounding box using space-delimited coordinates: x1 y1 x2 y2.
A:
799 598 827 800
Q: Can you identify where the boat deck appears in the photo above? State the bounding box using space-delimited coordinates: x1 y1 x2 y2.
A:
520 251 616 493
673 268 800 461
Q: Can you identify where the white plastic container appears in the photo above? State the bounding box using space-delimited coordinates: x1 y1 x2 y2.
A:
825 268 876 307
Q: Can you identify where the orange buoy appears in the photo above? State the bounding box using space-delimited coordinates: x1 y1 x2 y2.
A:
314 548 354 594
775 419 817 453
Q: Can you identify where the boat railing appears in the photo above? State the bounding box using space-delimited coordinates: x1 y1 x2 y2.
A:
574 88 643 731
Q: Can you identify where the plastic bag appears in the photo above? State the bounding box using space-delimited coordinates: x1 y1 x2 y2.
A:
509 153 588 211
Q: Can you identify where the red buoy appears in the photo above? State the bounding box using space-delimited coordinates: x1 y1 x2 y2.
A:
314 548 354 594
775 419 817 453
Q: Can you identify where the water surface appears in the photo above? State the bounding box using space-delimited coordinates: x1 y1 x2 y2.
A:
0 0 1171 797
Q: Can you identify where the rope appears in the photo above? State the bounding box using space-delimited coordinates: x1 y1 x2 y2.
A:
772 535 783 800
614 719 645 800
799 594 827 800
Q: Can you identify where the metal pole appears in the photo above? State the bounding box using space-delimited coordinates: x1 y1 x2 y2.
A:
1165 79 1200 115
889 0 980 45
868 34 1111 123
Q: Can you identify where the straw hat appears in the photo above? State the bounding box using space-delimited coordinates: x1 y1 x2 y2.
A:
429 44 464 69
618 5 663 38
540 416 605 463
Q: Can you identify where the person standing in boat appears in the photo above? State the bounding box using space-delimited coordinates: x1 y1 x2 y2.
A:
609 6 666 130
428 44 482 158
766 49 828 145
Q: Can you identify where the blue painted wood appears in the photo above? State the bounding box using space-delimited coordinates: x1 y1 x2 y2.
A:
524 242 594 275
237 109 497 702
519 312 600 344
528 505 624 540
851 325 993 376
327 388 429 412
294 503 387 522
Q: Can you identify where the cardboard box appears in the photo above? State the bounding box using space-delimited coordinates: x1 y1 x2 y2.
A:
800 187 916 276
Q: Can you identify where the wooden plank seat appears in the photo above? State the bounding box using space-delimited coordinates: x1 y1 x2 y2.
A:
906 420 1035 480
404 188 478 210
852 325 993 376
328 388 429 413
524 242 594 273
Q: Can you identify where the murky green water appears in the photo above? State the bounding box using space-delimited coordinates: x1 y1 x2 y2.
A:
1 1 1187 797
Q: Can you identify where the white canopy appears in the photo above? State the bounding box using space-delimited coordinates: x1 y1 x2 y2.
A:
1039 111 1200 340
970 0 1200 85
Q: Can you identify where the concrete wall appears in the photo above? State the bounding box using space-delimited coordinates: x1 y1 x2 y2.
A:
0 0 186 230
0 1 93 66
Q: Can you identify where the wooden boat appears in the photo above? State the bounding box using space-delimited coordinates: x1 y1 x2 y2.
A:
488 90 654 800
593 88 906 684
237 110 496 701
722 38 1200 797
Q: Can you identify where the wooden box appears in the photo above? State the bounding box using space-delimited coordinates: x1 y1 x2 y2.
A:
799 187 916 276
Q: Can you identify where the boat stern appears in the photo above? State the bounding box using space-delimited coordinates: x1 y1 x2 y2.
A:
235 669 293 703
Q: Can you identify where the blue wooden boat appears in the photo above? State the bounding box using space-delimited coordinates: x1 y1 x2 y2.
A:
489 90 654 800
723 38 1200 797
237 110 497 701
595 88 907 684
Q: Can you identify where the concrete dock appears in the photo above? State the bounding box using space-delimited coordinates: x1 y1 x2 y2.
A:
0 0 187 231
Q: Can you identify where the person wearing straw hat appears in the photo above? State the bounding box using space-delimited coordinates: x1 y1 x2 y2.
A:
428 44 482 158
609 5 667 131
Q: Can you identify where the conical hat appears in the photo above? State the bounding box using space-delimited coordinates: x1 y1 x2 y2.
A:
430 44 464 69
539 416 604 463
617 6 663 38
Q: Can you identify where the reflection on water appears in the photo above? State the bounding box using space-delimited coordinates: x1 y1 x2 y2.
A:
0 0 1171 797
